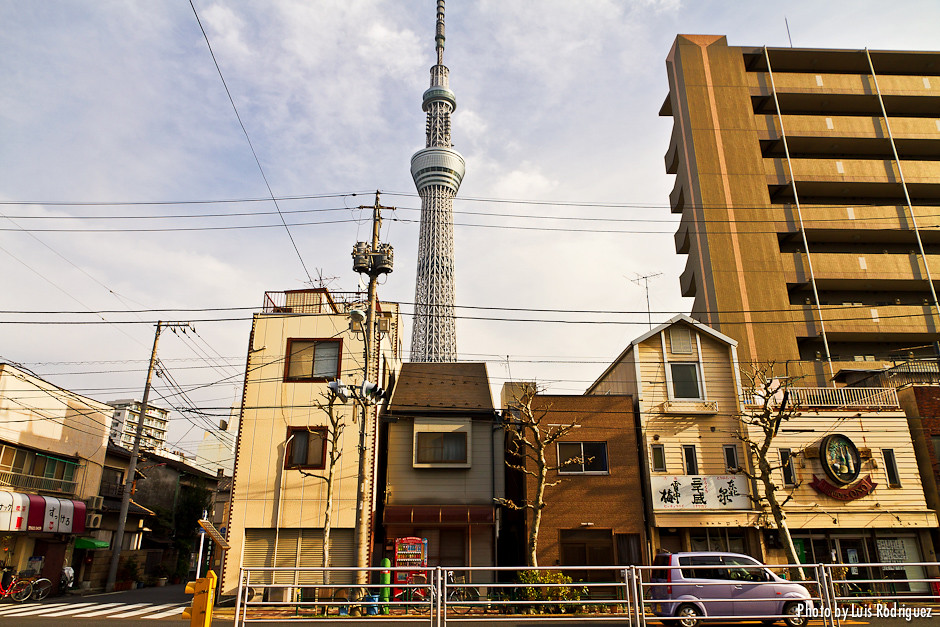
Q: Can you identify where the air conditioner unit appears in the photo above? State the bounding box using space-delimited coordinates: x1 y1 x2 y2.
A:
86 496 104 511
86 513 103 529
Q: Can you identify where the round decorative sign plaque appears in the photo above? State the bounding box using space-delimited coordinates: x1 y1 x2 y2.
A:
819 434 861 485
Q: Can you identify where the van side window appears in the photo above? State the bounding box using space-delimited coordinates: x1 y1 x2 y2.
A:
680 555 725 579
724 555 770 581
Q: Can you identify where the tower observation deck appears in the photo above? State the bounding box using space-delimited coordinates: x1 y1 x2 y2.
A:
409 0 465 363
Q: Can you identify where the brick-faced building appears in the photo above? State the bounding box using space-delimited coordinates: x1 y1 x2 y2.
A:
499 390 647 571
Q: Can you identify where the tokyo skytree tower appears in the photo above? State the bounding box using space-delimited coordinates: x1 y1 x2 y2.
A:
409 0 465 362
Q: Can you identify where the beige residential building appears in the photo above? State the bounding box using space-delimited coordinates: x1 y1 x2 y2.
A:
0 363 110 588
661 36 940 385
222 289 401 596
587 315 754 557
587 317 938 586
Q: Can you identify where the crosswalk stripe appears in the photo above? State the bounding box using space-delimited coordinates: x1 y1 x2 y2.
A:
69 602 151 617
0 602 41 615
108 603 183 618
42 602 124 616
143 604 189 619
0 602 70 616
14 602 96 616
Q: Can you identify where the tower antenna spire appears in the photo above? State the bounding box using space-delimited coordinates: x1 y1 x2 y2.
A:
409 0 465 362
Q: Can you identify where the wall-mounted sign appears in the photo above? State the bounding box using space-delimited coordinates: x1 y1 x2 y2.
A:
651 475 750 510
809 474 876 501
820 434 861 485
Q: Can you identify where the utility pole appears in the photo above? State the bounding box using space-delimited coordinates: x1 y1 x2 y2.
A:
351 191 394 585
106 321 190 592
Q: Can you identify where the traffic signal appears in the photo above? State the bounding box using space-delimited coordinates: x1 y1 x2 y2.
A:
328 379 348 402
182 571 216 627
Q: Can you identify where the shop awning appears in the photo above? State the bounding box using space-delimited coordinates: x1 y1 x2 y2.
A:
0 491 87 533
74 537 109 550
384 505 495 526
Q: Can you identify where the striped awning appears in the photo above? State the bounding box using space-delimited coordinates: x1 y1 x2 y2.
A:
0 491 87 533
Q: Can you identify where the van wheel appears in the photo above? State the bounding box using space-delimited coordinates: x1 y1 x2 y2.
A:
783 602 806 627
675 603 702 627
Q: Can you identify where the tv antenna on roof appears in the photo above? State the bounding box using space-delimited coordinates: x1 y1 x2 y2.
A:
629 272 662 330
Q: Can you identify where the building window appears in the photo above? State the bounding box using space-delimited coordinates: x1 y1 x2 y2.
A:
670 363 702 399
669 327 693 354
682 445 698 475
723 445 738 472
285 427 327 469
416 432 467 464
780 448 795 486
883 449 901 488
651 444 666 472
284 339 341 382
558 442 609 474
931 436 940 464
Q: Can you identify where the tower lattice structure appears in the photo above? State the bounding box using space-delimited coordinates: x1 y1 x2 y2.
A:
409 0 465 363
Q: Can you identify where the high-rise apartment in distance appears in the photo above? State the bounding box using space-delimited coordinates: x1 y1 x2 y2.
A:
661 36 940 384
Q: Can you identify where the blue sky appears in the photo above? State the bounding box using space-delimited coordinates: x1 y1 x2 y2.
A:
2 0 939 460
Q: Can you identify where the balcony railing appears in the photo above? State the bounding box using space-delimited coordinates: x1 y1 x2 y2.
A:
0 469 78 495
748 386 899 409
99 481 124 499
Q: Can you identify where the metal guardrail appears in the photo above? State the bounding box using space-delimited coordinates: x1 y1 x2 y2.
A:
233 561 940 627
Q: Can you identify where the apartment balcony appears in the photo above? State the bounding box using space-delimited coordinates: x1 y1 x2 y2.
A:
773 204 940 239
789 303 940 340
745 386 899 409
662 400 719 415
748 71 940 116
0 469 77 495
99 481 124 499
764 157 940 204
781 251 940 290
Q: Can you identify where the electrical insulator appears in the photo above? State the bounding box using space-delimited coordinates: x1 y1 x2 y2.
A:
373 243 394 274
352 242 371 274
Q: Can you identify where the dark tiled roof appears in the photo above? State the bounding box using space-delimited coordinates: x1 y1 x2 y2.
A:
387 362 494 413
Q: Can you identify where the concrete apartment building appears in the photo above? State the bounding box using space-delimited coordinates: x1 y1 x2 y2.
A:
661 36 940 384
0 363 109 589
107 399 170 452
221 289 401 596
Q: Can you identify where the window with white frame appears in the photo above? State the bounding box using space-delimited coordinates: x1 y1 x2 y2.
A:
669 326 693 354
413 418 472 468
723 445 739 472
670 363 702 399
558 442 609 474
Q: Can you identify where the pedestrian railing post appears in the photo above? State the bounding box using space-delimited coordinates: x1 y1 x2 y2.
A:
234 568 244 627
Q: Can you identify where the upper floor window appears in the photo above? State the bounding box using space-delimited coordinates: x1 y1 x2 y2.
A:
882 449 901 488
651 444 666 472
558 442 609 474
416 432 467 464
286 427 327 469
284 339 341 382
669 327 693 354
723 445 739 472
682 445 698 475
670 363 702 399
779 448 796 486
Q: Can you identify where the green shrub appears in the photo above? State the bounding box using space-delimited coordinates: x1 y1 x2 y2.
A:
515 570 586 614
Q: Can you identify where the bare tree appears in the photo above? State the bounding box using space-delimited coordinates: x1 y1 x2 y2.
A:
495 382 585 567
734 366 805 580
297 391 347 584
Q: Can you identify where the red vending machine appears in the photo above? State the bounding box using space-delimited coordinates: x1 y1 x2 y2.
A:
393 536 428 587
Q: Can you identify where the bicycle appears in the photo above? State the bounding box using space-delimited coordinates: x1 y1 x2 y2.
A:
29 577 53 600
0 567 33 602
409 571 480 614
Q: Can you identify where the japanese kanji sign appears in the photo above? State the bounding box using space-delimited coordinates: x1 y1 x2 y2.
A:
651 475 750 510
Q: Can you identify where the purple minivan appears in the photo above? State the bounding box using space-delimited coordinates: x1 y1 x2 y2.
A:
649 552 811 627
